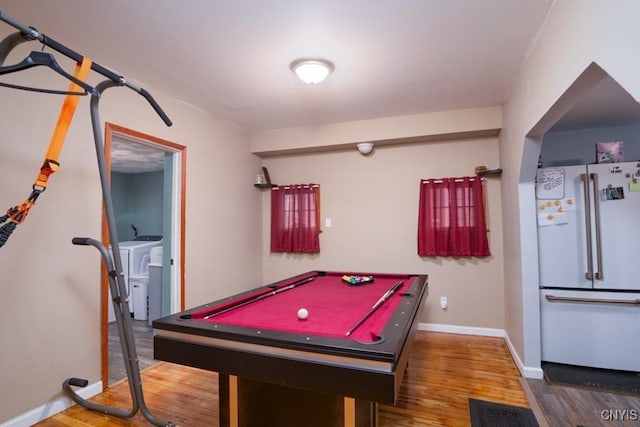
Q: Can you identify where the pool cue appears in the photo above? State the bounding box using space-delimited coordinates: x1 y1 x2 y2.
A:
345 280 404 336
204 276 315 319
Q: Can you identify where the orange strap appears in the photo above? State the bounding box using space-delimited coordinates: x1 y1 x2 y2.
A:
3 57 92 227
33 56 93 191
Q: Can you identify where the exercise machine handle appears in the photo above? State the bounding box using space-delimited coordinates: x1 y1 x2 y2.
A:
0 10 173 127
127 85 172 127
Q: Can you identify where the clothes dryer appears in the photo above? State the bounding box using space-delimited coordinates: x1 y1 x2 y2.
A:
109 236 162 321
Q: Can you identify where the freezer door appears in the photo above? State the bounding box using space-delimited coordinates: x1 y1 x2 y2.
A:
536 165 592 288
588 162 640 291
540 289 640 371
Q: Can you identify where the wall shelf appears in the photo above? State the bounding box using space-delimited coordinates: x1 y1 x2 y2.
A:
476 168 503 177
476 165 502 177
254 166 275 189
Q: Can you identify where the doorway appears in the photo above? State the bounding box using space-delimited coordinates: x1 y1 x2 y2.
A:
521 64 640 376
101 122 186 387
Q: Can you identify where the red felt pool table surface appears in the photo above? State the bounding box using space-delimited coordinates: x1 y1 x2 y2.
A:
189 271 413 343
153 271 428 426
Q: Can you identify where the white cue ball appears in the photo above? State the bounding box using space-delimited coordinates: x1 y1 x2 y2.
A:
297 308 309 320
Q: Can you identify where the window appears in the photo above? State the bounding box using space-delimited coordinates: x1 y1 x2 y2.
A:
417 177 490 257
271 184 320 253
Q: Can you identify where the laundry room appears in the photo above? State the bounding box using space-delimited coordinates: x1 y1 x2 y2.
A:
111 171 164 242
109 139 166 325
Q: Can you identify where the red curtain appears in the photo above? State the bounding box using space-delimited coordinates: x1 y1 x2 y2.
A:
417 177 490 257
271 184 320 253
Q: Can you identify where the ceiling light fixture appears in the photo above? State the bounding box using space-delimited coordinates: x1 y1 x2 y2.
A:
290 58 334 84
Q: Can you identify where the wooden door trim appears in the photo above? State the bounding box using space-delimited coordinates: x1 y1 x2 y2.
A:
101 122 186 389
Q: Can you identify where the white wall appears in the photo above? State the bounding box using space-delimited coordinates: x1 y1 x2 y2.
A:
5 0 640 422
0 45 261 424
252 106 501 154
257 111 504 330
500 0 640 377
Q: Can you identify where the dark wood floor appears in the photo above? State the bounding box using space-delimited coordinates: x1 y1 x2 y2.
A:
524 377 640 427
108 319 157 385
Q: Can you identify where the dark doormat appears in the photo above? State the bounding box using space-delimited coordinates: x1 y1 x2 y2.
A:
469 398 539 427
542 361 640 396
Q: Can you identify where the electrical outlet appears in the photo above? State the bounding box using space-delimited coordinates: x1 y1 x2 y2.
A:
440 296 448 310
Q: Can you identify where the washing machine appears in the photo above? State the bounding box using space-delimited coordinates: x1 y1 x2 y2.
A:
108 236 162 322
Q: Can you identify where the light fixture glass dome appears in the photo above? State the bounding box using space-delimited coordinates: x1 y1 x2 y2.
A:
357 142 374 155
290 58 334 84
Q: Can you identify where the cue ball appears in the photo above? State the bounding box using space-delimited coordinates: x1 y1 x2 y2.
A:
297 308 309 320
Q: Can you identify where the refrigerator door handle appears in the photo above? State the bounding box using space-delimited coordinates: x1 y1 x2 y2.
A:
545 294 640 305
581 173 594 280
590 173 604 280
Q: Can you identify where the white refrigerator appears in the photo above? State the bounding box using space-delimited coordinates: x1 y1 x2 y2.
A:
536 162 640 371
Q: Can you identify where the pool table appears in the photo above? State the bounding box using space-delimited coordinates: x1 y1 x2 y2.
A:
153 270 428 427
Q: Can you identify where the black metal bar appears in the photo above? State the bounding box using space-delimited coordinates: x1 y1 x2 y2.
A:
91 80 173 426
0 10 172 126
0 31 30 66
62 236 139 421
61 80 174 426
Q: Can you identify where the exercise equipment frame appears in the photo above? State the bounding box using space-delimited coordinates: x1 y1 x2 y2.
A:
0 11 175 426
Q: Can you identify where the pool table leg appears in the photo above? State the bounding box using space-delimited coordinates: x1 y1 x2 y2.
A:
344 397 355 426
219 374 377 427
343 397 378 427
229 375 239 427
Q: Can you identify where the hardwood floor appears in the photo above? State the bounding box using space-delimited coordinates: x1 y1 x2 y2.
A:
35 326 640 426
71 328 640 427
36 363 218 427
36 331 532 426
378 332 529 426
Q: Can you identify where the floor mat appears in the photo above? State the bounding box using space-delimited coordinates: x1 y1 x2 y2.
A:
542 361 640 395
468 398 539 427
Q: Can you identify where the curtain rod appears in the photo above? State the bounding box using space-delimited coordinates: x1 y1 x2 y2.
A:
422 177 485 184
272 184 320 190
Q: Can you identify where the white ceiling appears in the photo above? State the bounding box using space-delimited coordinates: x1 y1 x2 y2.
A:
1 0 554 132
111 139 165 174
2 1 640 174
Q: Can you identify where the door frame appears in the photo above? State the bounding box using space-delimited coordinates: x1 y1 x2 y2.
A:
101 122 186 388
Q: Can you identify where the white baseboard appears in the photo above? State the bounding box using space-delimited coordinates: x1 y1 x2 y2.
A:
419 322 543 379
503 332 544 379
0 380 102 427
419 322 505 338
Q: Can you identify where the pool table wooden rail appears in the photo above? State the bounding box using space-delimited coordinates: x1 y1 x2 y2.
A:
153 271 428 424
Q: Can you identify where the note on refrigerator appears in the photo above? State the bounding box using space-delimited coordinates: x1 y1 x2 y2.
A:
537 211 568 227
536 197 572 227
536 168 565 200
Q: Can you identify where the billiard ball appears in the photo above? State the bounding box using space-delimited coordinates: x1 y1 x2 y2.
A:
297 308 309 320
